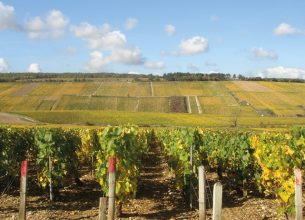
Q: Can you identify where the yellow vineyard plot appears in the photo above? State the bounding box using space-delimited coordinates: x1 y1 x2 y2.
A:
233 91 304 116
89 96 117 111
259 81 305 92
116 97 138 111
138 97 170 112
223 81 242 91
0 96 24 111
79 82 100 95
55 95 90 110
152 82 180 96
279 92 305 106
29 83 63 96
31 82 85 97
36 100 57 111
94 82 151 97
153 81 229 96
54 82 85 95
11 96 44 111
0 83 25 96
199 96 223 106
0 83 15 97
197 94 255 116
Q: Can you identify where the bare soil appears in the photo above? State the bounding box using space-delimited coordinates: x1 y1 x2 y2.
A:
169 96 188 113
233 81 273 92
0 112 36 124
11 83 40 96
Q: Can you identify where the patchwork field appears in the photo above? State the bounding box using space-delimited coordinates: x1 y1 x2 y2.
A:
0 80 304 127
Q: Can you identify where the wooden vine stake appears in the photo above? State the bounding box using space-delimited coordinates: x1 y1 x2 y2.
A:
49 156 53 201
108 156 116 220
198 166 206 220
98 197 107 220
294 168 302 220
91 155 95 176
19 160 28 220
242 156 247 198
189 145 193 210
212 182 223 220
243 179 247 198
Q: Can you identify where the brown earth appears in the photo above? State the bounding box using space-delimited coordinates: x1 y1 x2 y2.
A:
233 81 273 92
0 112 36 125
11 83 40 96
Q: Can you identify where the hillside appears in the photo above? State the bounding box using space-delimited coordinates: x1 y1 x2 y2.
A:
0 80 304 127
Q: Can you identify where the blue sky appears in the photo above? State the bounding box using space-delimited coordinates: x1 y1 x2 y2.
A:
0 0 305 78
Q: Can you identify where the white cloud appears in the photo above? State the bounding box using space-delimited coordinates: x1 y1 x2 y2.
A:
25 10 69 39
85 51 110 71
71 23 126 50
164 24 176 36
125 18 138 30
111 47 144 65
71 22 110 38
27 63 41 73
162 36 209 56
259 66 305 79
0 58 9 72
273 23 304 36
73 22 145 71
209 16 219 22
251 47 278 60
208 70 220 74
187 63 199 72
145 61 166 69
0 1 19 31
179 36 209 55
128 71 142 75
85 47 144 71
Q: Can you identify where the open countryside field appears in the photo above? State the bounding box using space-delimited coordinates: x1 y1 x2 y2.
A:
0 80 305 127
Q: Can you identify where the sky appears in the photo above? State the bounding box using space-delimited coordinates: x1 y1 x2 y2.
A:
0 0 305 79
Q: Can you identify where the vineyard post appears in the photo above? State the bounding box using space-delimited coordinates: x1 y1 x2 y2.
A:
212 182 223 220
242 156 247 198
91 155 95 176
198 166 206 220
108 156 116 220
19 160 28 220
49 156 53 201
98 197 107 220
189 145 193 210
242 179 247 198
294 168 302 220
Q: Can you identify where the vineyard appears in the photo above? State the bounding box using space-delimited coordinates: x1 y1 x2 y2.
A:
0 125 304 219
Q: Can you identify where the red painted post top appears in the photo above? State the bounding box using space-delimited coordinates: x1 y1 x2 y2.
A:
295 168 302 186
109 157 116 173
21 160 28 177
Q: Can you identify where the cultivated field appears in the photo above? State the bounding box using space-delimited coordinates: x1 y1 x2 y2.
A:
0 80 304 127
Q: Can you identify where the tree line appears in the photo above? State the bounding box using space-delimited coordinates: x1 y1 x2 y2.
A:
0 72 304 83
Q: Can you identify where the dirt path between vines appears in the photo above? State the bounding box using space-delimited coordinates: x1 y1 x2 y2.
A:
121 145 197 219
0 112 37 124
